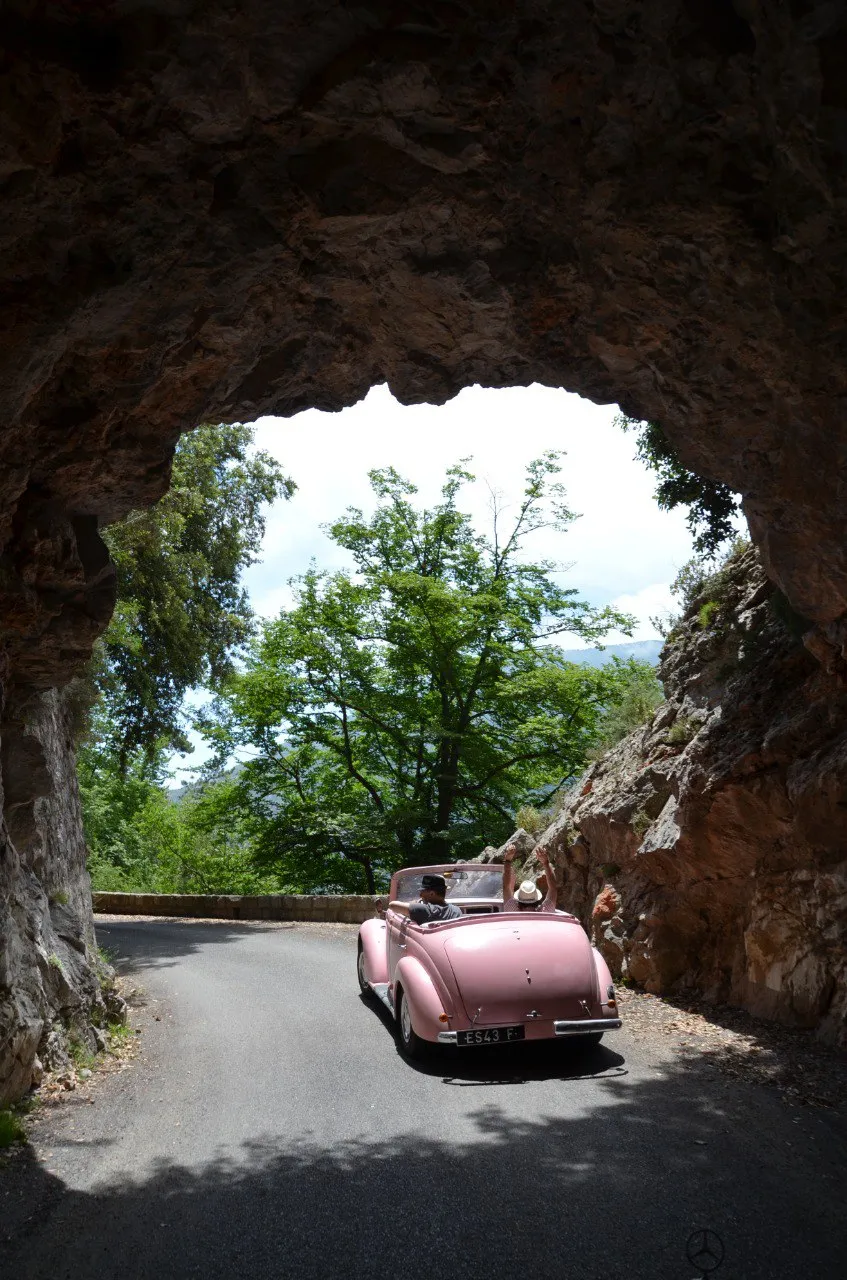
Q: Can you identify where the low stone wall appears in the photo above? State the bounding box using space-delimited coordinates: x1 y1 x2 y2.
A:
93 892 378 924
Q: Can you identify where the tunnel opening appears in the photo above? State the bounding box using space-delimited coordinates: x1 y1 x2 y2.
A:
1 0 846 1107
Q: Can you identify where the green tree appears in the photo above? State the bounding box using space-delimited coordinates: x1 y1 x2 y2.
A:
201 456 636 890
616 414 740 557
80 732 278 895
95 422 294 765
78 735 169 892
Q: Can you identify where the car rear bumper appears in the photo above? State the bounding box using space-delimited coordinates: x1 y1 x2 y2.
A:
553 1017 622 1036
437 1016 621 1045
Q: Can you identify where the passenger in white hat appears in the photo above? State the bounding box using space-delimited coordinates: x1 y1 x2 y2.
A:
502 845 558 912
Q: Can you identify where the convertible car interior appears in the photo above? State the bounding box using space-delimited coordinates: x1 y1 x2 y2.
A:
390 866 573 919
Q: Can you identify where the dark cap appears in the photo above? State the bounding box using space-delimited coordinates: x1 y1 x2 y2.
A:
421 873 447 894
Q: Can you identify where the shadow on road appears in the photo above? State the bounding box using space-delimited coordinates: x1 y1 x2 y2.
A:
358 991 627 1084
95 920 296 972
3 1059 845 1280
21 923 837 1278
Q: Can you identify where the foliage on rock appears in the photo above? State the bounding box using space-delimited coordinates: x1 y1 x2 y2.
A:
587 659 664 759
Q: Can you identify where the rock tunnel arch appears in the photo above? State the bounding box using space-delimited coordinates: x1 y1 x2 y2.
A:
2 0 847 1099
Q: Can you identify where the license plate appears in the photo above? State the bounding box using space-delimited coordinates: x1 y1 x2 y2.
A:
456 1025 525 1046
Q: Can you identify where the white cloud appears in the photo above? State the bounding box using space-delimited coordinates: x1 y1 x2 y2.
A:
608 582 677 642
244 382 700 619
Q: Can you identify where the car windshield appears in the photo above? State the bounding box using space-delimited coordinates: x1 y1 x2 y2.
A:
393 867 503 903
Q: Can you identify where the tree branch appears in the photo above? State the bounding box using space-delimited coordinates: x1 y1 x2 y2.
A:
339 701 385 812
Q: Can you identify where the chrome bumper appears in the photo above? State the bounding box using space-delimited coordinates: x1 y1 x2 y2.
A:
438 1016 621 1046
554 1017 621 1036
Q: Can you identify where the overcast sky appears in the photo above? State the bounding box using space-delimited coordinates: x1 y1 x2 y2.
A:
173 383 718 779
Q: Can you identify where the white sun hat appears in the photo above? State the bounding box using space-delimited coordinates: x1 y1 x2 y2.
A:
516 879 542 903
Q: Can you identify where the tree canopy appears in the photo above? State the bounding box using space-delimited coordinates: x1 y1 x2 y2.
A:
616 414 740 557
201 456 642 891
94 422 293 764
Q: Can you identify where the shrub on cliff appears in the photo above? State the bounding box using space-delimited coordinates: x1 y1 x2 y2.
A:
587 658 665 758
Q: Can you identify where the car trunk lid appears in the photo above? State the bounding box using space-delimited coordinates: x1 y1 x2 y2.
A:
443 917 598 1026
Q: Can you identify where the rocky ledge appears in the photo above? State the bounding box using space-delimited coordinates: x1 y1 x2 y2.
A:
515 547 846 1046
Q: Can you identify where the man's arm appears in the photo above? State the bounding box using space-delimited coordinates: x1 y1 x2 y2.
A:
502 844 517 902
375 899 410 917
536 848 558 908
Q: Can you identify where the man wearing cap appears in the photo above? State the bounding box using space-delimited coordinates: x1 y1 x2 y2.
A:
502 844 558 912
376 872 463 922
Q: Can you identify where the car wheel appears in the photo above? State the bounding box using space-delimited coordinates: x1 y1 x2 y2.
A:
396 987 427 1060
356 943 371 996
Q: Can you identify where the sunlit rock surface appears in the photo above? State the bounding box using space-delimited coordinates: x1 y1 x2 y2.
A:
2 1 847 1093
529 548 847 1046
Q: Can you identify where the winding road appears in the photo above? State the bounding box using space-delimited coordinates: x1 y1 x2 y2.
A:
2 920 845 1280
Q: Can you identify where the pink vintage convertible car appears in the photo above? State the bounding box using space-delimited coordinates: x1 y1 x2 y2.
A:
357 864 621 1057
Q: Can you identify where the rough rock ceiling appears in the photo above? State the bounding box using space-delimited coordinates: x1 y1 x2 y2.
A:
2 0 847 690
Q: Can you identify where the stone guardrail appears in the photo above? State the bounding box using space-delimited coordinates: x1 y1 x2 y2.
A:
92 891 379 924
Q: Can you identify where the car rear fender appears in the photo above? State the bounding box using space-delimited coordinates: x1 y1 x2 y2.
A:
591 947 619 1017
358 918 389 986
394 956 450 1044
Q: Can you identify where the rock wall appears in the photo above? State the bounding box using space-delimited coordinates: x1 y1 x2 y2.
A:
520 548 846 1046
0 688 113 1106
2 2 847 1094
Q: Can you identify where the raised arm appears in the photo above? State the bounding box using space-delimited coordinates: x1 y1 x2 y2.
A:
536 847 558 909
502 844 517 902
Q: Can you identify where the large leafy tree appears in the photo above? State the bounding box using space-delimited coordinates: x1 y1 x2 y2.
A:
94 422 294 765
201 456 637 891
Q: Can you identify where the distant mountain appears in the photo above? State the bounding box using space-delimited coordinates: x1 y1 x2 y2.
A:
167 763 241 802
560 638 663 669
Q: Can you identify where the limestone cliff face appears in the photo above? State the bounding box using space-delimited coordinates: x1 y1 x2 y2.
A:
527 549 846 1046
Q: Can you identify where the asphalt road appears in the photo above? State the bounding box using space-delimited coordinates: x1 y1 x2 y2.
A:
2 920 846 1280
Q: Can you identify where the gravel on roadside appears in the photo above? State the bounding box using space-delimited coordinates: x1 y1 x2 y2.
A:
616 984 846 1109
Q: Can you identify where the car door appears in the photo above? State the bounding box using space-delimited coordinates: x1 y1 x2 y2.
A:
386 908 412 981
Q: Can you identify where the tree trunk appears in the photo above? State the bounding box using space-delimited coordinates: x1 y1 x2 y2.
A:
430 737 461 858
363 857 375 894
